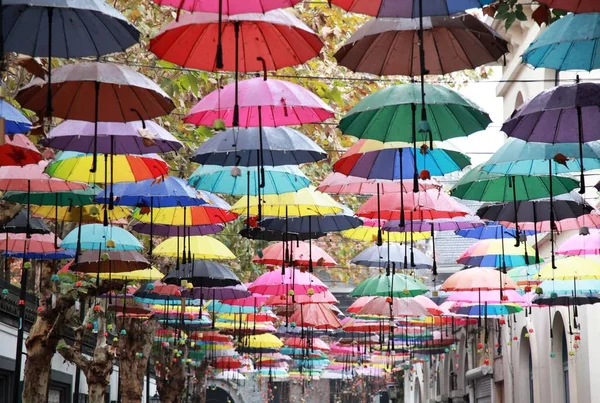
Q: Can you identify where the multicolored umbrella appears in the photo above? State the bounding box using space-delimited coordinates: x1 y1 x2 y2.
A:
0 99 31 134
131 204 237 226
357 296 430 317
29 204 130 223
456 222 535 240
341 223 430 243
335 15 507 76
0 134 42 166
537 257 600 280
440 267 519 291
456 239 539 268
0 233 72 258
0 163 87 192
329 0 494 17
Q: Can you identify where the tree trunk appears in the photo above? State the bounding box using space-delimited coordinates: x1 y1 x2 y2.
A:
22 263 75 403
87 382 107 403
156 349 187 403
195 361 209 403
118 318 157 403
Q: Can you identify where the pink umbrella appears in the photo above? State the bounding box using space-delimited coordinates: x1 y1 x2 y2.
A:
152 0 300 14
557 230 600 256
0 233 66 254
413 295 447 316
0 163 86 192
447 290 526 304
441 267 519 292
285 337 330 351
317 172 440 195
221 293 269 307
289 303 342 329
266 290 338 306
253 241 337 267
247 268 328 296
347 296 376 313
357 296 430 317
185 76 334 127
499 214 600 232
0 134 43 167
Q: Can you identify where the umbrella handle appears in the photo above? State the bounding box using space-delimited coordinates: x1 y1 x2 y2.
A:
257 57 267 81
215 0 224 69
45 8 54 117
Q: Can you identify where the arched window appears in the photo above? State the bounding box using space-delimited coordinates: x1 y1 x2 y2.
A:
449 359 458 392
519 328 534 403
551 313 569 403
515 91 525 110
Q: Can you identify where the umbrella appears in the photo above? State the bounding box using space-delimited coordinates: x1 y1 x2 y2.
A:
248 268 328 296
335 15 508 76
536 0 600 12
288 304 341 329
2 184 100 206
329 0 494 17
150 10 323 71
449 166 579 202
532 293 600 307
0 99 31 134
317 172 440 195
253 242 336 267
456 239 539 268
339 83 490 144
215 371 246 381
266 291 338 306
537 257 600 280
97 267 164 281
440 267 519 291
351 243 433 269
42 120 183 154
231 187 343 217
239 227 325 242
522 13 600 72
131 204 237 226
131 222 224 237
536 279 600 295
68 250 150 274
182 285 251 300
0 163 87 193
453 304 522 316
153 236 236 260
153 0 300 13
357 296 430 317
285 337 330 351
351 273 429 298
383 217 483 232
447 290 526 304
0 233 71 257
60 224 143 251
456 222 535 240
333 145 471 180
188 165 310 196
557 230 600 256
29 204 130 223
162 260 241 287
342 224 431 242
223 294 269 307
0 134 42 166
507 266 541 286
0 209 50 235
258 208 362 235
191 126 326 166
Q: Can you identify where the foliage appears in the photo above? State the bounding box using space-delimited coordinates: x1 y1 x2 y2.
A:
485 1 567 30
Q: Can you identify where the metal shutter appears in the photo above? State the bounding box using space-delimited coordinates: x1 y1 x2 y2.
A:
475 376 492 403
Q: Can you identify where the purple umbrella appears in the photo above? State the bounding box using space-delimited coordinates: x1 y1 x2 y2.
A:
182 284 251 300
131 222 224 237
501 81 600 194
42 120 183 154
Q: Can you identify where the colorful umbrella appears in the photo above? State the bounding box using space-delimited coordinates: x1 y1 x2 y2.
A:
153 236 236 260
557 230 600 256
507 266 541 286
335 15 507 76
182 285 251 300
131 222 224 237
253 241 337 267
188 165 310 196
97 267 164 281
456 222 535 240
447 290 526 304
329 0 494 17
357 296 430 317
152 0 300 13
131 204 237 226
0 233 72 257
0 134 42 166
317 172 440 195
351 273 429 298
536 279 600 295
537 257 600 280
29 204 130 223
453 303 522 316
0 99 31 134
440 267 519 291
266 291 338 306
258 207 362 235
2 183 99 206
341 224 430 243
0 163 87 192
456 239 539 268
248 268 328 296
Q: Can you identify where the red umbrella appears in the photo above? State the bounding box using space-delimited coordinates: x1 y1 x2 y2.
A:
0 163 86 192
0 134 42 166
288 303 341 330
342 318 393 333
0 233 65 254
222 293 269 307
212 356 242 370
285 337 330 351
253 241 336 267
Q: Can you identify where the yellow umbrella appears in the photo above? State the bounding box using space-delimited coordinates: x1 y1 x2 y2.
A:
153 236 235 260
341 226 430 242
537 257 600 280
132 205 237 226
30 204 131 223
98 267 164 281
241 334 283 349
231 187 343 217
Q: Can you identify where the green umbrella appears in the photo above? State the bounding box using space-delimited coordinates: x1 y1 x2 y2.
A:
338 83 491 144
2 184 100 206
351 273 429 298
449 166 579 202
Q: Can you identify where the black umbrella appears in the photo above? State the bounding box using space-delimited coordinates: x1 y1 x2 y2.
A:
258 209 362 235
0 209 50 235
162 260 241 288
239 227 325 242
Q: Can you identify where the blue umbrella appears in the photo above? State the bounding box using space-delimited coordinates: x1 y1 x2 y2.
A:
60 224 143 252
522 13 600 72
188 165 310 196
0 100 31 134
457 254 536 268
333 147 470 180
454 303 522 316
456 222 535 240
537 279 600 296
206 301 257 314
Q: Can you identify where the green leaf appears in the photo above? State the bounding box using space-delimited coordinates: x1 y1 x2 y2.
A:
516 10 527 21
505 13 517 30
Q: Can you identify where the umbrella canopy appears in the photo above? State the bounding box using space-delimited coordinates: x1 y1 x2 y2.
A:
339 83 490 143
131 222 224 237
46 151 169 183
29 204 130 223
333 146 471 179
0 163 87 192
16 62 174 120
241 334 283 350
440 267 519 291
182 285 251 300
191 126 326 166
266 291 338 306
537 279 600 295
189 165 310 196
239 227 324 242
150 10 323 71
60 224 143 251
231 187 343 217
0 99 31 134
69 250 150 273
285 337 330 351
0 134 42 166
3 0 139 58
258 208 362 235
162 260 241 287
132 204 237 226
342 222 430 242
152 0 300 13
215 371 246 381
0 209 50 235
335 15 508 76
351 273 429 298
248 268 328 296
223 294 269 307
317 172 440 195
185 77 334 127
456 222 535 240
450 166 579 202
153 236 236 260
329 0 494 17
351 243 433 269
0 233 69 256
537 257 600 280
447 290 526 304
537 0 600 13
383 217 483 232
288 304 341 329
522 13 600 72
357 296 430 317
2 184 100 206
453 303 522 316
557 230 600 256
253 241 337 267
507 266 541 286
97 267 164 281
42 120 183 154
456 239 539 268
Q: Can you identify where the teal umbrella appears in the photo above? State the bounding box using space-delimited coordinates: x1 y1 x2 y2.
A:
339 83 490 144
60 224 143 252
350 273 429 298
188 165 310 196
481 138 600 176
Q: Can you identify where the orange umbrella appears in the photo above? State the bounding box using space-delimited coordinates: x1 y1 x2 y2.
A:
440 267 519 291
